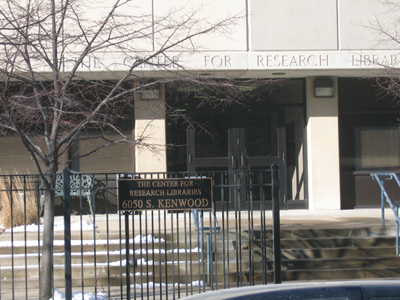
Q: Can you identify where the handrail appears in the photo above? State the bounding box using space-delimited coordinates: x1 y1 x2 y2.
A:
192 208 221 282
370 172 400 256
192 209 221 233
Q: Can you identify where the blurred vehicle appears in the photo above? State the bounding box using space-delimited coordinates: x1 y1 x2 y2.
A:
181 280 400 300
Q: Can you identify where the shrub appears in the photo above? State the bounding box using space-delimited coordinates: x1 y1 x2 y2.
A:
0 170 39 229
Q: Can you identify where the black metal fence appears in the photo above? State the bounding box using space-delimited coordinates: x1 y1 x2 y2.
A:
0 167 281 300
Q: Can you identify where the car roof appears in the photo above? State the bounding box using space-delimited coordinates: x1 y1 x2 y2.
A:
180 280 400 300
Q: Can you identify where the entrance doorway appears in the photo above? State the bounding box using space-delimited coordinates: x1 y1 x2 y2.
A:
186 106 287 210
166 79 307 211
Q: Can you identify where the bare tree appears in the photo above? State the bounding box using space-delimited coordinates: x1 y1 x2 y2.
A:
356 0 400 101
0 0 248 298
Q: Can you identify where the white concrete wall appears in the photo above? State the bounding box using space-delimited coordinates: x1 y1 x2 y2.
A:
306 77 341 210
0 137 45 173
134 84 167 173
249 0 399 51
339 0 398 50
78 133 134 173
249 0 338 51
155 0 247 51
52 0 400 54
6 0 396 78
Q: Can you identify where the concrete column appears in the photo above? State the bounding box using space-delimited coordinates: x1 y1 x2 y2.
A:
306 77 341 210
134 84 167 173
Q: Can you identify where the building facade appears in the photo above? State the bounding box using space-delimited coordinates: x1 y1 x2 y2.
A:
1 0 400 210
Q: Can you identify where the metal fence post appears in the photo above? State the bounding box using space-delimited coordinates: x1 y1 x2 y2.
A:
125 212 131 300
272 163 281 284
63 167 72 300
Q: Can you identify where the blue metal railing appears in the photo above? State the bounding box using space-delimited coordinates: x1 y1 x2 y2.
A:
192 208 221 282
370 172 400 256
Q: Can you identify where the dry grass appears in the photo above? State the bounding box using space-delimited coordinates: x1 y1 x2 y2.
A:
0 169 39 228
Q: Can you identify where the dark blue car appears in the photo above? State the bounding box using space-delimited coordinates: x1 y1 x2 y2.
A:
181 280 400 300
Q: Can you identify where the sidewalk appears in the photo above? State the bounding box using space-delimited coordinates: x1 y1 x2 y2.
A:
273 208 397 229
89 208 399 236
1 208 397 243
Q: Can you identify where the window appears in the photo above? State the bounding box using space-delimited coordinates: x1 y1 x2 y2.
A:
355 126 400 170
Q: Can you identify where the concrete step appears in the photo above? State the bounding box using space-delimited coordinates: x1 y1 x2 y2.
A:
3 239 396 280
86 226 396 242
4 263 400 290
248 226 398 239
0 264 152 279
248 236 397 249
207 266 400 283
197 254 400 275
211 244 398 261
2 223 399 289
280 246 397 259
5 226 393 254
0 251 202 267
0 230 239 246
281 256 400 270
0 240 202 255
211 236 397 251
280 267 400 281
207 256 400 274
0 260 252 279
0 273 206 289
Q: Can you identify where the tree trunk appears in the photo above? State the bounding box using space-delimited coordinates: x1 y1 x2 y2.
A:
40 188 54 300
40 171 56 300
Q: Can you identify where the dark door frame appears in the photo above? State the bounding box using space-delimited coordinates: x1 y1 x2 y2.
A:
186 107 287 211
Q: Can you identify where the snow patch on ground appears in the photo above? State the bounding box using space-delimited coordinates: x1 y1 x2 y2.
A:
130 280 204 288
50 287 108 300
48 281 204 299
133 234 164 243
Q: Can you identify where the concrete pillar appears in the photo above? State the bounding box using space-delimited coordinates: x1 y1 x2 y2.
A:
306 77 341 210
134 84 167 173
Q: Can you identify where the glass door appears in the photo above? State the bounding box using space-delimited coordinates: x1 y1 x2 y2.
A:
187 106 287 210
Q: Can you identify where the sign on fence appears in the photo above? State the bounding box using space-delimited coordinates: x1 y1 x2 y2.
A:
117 178 213 211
